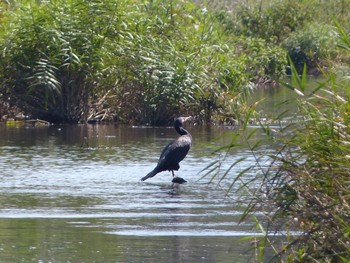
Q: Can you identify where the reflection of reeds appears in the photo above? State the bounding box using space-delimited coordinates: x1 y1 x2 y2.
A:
5 119 50 128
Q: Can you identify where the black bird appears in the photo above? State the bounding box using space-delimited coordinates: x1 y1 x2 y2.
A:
141 116 192 181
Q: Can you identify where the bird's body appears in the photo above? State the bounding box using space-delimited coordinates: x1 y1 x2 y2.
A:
141 117 192 181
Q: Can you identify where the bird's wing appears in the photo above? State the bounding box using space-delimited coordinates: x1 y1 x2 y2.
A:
158 140 174 162
156 137 191 171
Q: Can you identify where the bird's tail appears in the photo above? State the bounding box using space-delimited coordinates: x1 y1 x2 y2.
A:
141 169 157 181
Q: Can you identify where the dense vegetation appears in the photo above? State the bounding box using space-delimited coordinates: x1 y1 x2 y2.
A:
1 0 347 124
204 15 350 263
194 1 350 262
0 0 267 124
1 0 350 261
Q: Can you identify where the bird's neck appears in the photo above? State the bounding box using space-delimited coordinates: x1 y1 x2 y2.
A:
176 125 189 136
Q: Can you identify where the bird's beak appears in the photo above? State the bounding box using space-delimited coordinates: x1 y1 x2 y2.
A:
183 116 193 123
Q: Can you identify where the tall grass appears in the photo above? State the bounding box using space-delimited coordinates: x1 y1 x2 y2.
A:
1 0 349 124
204 22 350 261
0 0 122 122
0 0 288 124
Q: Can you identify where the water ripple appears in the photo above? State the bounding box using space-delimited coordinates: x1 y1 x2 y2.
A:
0 125 261 238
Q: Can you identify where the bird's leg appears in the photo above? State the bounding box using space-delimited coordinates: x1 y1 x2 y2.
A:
171 170 175 177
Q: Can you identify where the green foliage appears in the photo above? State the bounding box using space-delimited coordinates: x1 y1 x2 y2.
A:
234 0 312 43
237 37 287 79
203 22 350 261
0 0 290 124
0 0 349 124
221 0 350 75
0 0 123 122
271 73 350 262
283 23 339 73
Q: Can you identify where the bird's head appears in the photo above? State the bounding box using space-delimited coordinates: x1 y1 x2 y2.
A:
175 116 192 126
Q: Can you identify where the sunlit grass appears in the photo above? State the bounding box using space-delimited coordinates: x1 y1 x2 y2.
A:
205 21 350 261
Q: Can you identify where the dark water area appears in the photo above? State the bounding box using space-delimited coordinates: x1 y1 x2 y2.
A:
0 123 269 262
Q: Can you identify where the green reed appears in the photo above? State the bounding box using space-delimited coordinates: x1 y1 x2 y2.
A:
204 21 350 262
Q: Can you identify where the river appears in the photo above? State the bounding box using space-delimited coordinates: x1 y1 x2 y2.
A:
0 122 270 262
0 85 301 262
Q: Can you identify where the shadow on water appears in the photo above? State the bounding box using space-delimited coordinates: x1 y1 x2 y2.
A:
0 122 272 262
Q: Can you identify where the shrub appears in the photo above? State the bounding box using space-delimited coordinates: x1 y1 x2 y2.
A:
234 0 312 43
283 23 339 74
236 37 287 79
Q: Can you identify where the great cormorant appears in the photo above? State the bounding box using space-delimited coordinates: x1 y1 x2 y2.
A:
141 116 192 181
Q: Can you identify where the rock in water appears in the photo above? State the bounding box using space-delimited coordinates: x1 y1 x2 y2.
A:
172 177 187 184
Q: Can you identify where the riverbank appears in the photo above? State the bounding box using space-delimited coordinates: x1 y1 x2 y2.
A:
1 0 349 125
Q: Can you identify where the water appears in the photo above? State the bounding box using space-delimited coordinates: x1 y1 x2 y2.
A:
0 81 306 262
0 122 271 262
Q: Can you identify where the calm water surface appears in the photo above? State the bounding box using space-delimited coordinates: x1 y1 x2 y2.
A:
0 123 269 263
0 84 301 262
